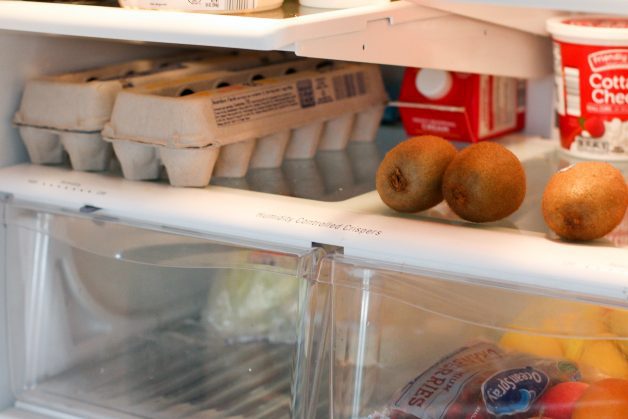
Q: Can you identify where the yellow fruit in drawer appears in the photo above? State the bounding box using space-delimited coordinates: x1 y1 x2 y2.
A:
499 332 564 358
609 309 628 356
542 305 610 339
562 338 586 361
577 340 628 382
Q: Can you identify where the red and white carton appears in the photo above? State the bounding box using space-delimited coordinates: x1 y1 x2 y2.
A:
548 16 628 161
397 68 525 142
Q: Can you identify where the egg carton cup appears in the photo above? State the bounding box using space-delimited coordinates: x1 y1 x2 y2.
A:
103 62 387 185
112 139 220 187
284 97 384 159
282 102 384 159
213 140 257 178
19 125 112 172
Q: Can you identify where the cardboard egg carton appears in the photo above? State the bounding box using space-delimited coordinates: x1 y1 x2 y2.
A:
102 58 326 185
102 61 388 187
14 51 290 172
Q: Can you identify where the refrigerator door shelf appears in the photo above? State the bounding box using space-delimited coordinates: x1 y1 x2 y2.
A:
0 0 550 78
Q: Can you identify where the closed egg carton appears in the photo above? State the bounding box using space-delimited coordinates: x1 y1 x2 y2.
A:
103 61 388 186
103 58 329 184
14 51 289 171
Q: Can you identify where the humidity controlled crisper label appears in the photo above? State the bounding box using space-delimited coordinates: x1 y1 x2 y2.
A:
133 0 256 11
211 71 368 128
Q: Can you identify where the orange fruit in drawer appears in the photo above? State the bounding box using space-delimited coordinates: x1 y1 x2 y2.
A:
572 378 628 419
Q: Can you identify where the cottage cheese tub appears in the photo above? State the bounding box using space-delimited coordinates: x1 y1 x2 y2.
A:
118 0 283 13
548 16 628 161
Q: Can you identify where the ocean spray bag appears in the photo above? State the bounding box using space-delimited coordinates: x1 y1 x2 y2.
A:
372 342 581 419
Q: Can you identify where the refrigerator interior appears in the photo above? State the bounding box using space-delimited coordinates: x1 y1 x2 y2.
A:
0 0 627 417
2 186 628 418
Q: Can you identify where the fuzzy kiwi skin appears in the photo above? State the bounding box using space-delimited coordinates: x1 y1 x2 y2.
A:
442 142 526 223
542 162 628 241
376 136 457 213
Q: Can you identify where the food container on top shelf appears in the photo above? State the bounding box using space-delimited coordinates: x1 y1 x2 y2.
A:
548 16 628 161
102 60 387 187
304 254 628 419
13 51 288 172
118 0 284 13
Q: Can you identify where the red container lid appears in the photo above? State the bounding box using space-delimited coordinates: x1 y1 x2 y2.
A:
547 16 628 46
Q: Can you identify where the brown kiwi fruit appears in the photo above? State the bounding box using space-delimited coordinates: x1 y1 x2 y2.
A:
542 162 628 241
376 135 457 213
442 142 526 223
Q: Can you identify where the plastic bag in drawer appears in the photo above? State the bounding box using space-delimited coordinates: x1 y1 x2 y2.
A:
202 251 299 344
372 342 581 419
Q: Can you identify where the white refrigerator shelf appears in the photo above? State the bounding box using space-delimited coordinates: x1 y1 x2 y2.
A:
0 136 628 307
0 0 552 78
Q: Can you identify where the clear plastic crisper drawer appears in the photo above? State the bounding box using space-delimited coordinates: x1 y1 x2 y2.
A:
307 255 628 419
3 200 323 419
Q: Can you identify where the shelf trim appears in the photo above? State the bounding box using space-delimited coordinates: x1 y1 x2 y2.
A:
0 1 445 50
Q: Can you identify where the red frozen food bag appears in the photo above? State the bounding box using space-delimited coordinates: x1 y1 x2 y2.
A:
372 342 581 419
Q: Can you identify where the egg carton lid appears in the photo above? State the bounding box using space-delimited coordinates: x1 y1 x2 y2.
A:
102 62 388 149
125 57 326 100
